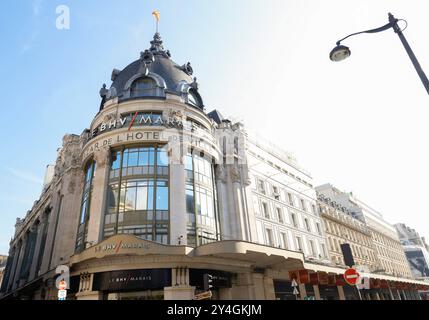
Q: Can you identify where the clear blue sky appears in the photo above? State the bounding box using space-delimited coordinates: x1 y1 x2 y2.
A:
1 0 429 254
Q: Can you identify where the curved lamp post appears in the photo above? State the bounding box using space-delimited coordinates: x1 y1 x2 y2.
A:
330 13 429 95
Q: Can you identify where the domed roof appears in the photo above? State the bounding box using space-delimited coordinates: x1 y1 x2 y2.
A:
100 33 204 110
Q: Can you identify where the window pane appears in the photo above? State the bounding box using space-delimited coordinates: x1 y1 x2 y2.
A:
127 151 138 167
138 150 149 166
111 152 121 170
124 187 136 211
157 147 169 166
107 185 118 214
186 186 194 214
156 185 169 210
136 186 148 210
185 153 193 171
148 184 154 210
80 200 87 224
148 148 155 165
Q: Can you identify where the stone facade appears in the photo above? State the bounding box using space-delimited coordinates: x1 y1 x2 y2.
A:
316 184 412 278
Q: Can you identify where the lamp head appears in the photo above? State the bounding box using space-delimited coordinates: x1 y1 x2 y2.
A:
329 44 351 62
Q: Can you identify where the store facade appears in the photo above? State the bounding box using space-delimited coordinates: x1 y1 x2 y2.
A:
2 30 429 301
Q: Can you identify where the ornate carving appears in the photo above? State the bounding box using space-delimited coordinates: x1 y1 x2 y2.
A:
168 108 184 121
102 112 116 123
215 164 227 183
68 180 76 194
190 77 199 90
93 148 110 168
181 62 193 76
230 165 241 183
140 49 155 65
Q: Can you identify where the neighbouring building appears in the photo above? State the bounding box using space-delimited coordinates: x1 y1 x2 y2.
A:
316 184 412 279
317 195 378 271
395 223 429 280
1 30 428 301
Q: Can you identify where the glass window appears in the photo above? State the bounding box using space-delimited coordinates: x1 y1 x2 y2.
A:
156 180 169 210
111 151 121 170
280 232 288 249
300 199 307 211
287 193 294 206
291 213 298 228
309 240 316 256
262 202 270 219
304 218 311 232
187 89 202 108
103 146 169 244
316 223 322 235
186 151 218 246
276 207 283 223
296 237 303 252
130 77 158 97
157 147 169 166
76 160 96 252
185 153 193 171
266 229 274 246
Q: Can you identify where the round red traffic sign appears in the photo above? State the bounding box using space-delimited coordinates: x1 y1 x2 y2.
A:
343 268 360 286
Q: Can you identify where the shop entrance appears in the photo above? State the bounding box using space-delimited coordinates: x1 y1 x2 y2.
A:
107 290 164 300
273 280 297 300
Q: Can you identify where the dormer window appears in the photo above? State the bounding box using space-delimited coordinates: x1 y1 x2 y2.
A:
187 88 203 109
130 77 158 97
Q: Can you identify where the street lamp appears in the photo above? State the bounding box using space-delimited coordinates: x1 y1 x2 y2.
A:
330 13 429 95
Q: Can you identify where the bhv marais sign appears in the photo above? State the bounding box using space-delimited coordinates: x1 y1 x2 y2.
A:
92 112 187 138
71 235 188 262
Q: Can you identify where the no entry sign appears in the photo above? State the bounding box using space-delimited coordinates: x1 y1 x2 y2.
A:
343 268 360 286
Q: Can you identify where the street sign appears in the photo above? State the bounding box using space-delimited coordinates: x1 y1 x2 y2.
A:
291 279 298 287
293 287 299 295
58 280 67 290
58 289 67 300
194 291 212 300
343 268 360 286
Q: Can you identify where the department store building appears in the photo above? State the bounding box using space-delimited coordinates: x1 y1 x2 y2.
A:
1 32 428 300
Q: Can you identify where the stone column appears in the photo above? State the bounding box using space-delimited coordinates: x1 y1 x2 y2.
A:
299 283 307 300
337 286 346 300
396 289 402 300
40 191 62 274
76 273 102 300
29 221 44 281
263 274 276 300
215 165 230 240
86 149 110 246
313 285 321 300
5 247 19 292
169 163 186 245
388 287 395 300
230 273 253 299
164 267 195 300
12 237 27 290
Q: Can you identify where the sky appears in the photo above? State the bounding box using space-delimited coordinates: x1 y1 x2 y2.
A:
0 0 428 254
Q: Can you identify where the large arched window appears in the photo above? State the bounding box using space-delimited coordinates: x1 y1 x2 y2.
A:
103 145 169 244
76 160 96 252
130 77 159 97
185 151 219 247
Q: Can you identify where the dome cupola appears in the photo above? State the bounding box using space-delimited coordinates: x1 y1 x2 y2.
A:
99 32 204 111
